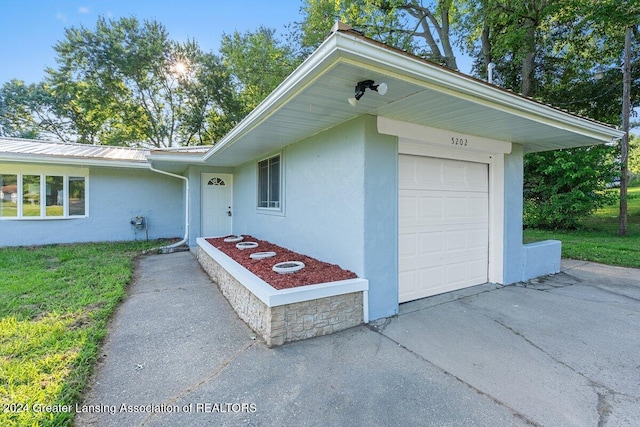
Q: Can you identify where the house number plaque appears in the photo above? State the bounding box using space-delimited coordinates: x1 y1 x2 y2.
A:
451 137 469 147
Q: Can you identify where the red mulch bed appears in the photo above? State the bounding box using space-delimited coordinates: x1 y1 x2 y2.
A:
205 235 357 290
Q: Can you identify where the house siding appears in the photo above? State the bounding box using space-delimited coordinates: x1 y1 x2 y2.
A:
0 164 183 247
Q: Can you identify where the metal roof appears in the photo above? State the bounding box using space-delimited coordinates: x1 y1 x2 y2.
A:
0 137 149 167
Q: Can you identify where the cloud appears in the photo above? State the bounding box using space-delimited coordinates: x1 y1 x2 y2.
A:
78 6 90 14
55 12 67 22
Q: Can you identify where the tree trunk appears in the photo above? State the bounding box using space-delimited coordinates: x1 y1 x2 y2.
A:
520 20 537 97
619 25 632 236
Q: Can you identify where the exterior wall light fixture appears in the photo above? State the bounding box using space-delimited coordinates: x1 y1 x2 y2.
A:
348 80 388 106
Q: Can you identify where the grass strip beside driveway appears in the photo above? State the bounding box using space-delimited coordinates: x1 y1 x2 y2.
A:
0 241 164 426
525 186 640 268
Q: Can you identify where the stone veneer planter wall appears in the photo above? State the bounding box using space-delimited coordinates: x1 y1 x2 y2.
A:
196 238 369 347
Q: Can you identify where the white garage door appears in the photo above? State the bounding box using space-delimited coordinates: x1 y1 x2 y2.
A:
399 155 489 303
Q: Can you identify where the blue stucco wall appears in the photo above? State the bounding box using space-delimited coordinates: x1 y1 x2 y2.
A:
363 116 399 319
230 115 399 321
502 144 561 283
1 165 184 247
231 117 367 276
502 144 525 284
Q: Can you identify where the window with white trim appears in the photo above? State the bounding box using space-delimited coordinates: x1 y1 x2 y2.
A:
0 173 86 219
257 155 281 209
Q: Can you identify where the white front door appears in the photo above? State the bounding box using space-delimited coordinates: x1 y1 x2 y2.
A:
201 173 233 237
398 155 489 303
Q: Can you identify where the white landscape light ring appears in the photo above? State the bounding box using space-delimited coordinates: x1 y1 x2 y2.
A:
224 235 243 243
236 242 258 250
272 261 305 274
250 251 277 260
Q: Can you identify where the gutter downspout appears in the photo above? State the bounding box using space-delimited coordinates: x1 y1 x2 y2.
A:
148 163 189 253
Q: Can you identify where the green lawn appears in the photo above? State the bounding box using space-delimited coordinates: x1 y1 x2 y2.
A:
524 186 640 267
0 241 165 426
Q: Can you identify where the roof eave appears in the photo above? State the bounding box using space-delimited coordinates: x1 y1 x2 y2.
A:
202 29 623 165
146 153 207 164
202 33 343 163
332 31 624 144
0 153 150 169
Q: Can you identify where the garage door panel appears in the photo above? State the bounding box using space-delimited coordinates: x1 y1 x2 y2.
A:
469 195 490 218
420 231 444 254
467 259 490 281
400 155 488 192
400 246 487 271
446 230 467 251
398 233 417 257
399 194 418 220
399 154 489 303
468 228 488 249
420 196 445 219
445 197 469 218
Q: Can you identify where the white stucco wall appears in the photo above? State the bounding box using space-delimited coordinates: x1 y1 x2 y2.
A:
0 164 184 247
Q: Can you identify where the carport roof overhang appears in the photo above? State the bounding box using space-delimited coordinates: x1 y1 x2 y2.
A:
202 29 624 168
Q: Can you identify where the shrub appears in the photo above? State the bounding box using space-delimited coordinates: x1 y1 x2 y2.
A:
524 145 617 229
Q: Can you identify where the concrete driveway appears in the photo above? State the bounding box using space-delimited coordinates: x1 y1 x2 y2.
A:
76 253 640 427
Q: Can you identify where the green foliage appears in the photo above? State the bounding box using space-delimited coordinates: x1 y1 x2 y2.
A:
0 240 165 426
524 186 640 267
220 27 301 113
630 135 640 177
297 0 459 69
45 16 240 146
0 80 60 139
456 0 639 230
523 146 618 229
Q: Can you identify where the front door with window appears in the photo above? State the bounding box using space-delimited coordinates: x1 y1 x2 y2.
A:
201 173 232 237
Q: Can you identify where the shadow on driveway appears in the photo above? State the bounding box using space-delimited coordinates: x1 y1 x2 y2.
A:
77 254 640 426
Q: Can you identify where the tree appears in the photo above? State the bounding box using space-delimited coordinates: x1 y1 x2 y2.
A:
46 16 240 147
523 146 618 229
0 80 40 138
297 0 459 69
220 27 301 114
630 135 640 179
0 79 67 140
458 0 639 229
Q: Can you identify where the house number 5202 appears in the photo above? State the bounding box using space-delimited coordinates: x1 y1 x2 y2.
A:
451 137 468 146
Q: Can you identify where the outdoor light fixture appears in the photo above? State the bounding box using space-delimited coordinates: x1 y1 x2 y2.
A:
348 80 388 106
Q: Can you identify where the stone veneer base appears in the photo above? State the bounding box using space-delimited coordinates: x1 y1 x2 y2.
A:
196 238 369 347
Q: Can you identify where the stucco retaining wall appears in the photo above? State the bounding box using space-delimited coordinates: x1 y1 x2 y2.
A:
196 242 366 347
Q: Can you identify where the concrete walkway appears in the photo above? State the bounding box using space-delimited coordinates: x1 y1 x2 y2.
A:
76 253 640 426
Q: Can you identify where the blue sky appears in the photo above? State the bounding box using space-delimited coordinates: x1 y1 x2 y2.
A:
0 0 303 84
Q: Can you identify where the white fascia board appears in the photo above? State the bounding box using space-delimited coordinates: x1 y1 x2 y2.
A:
0 153 150 169
145 153 207 164
332 32 624 144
